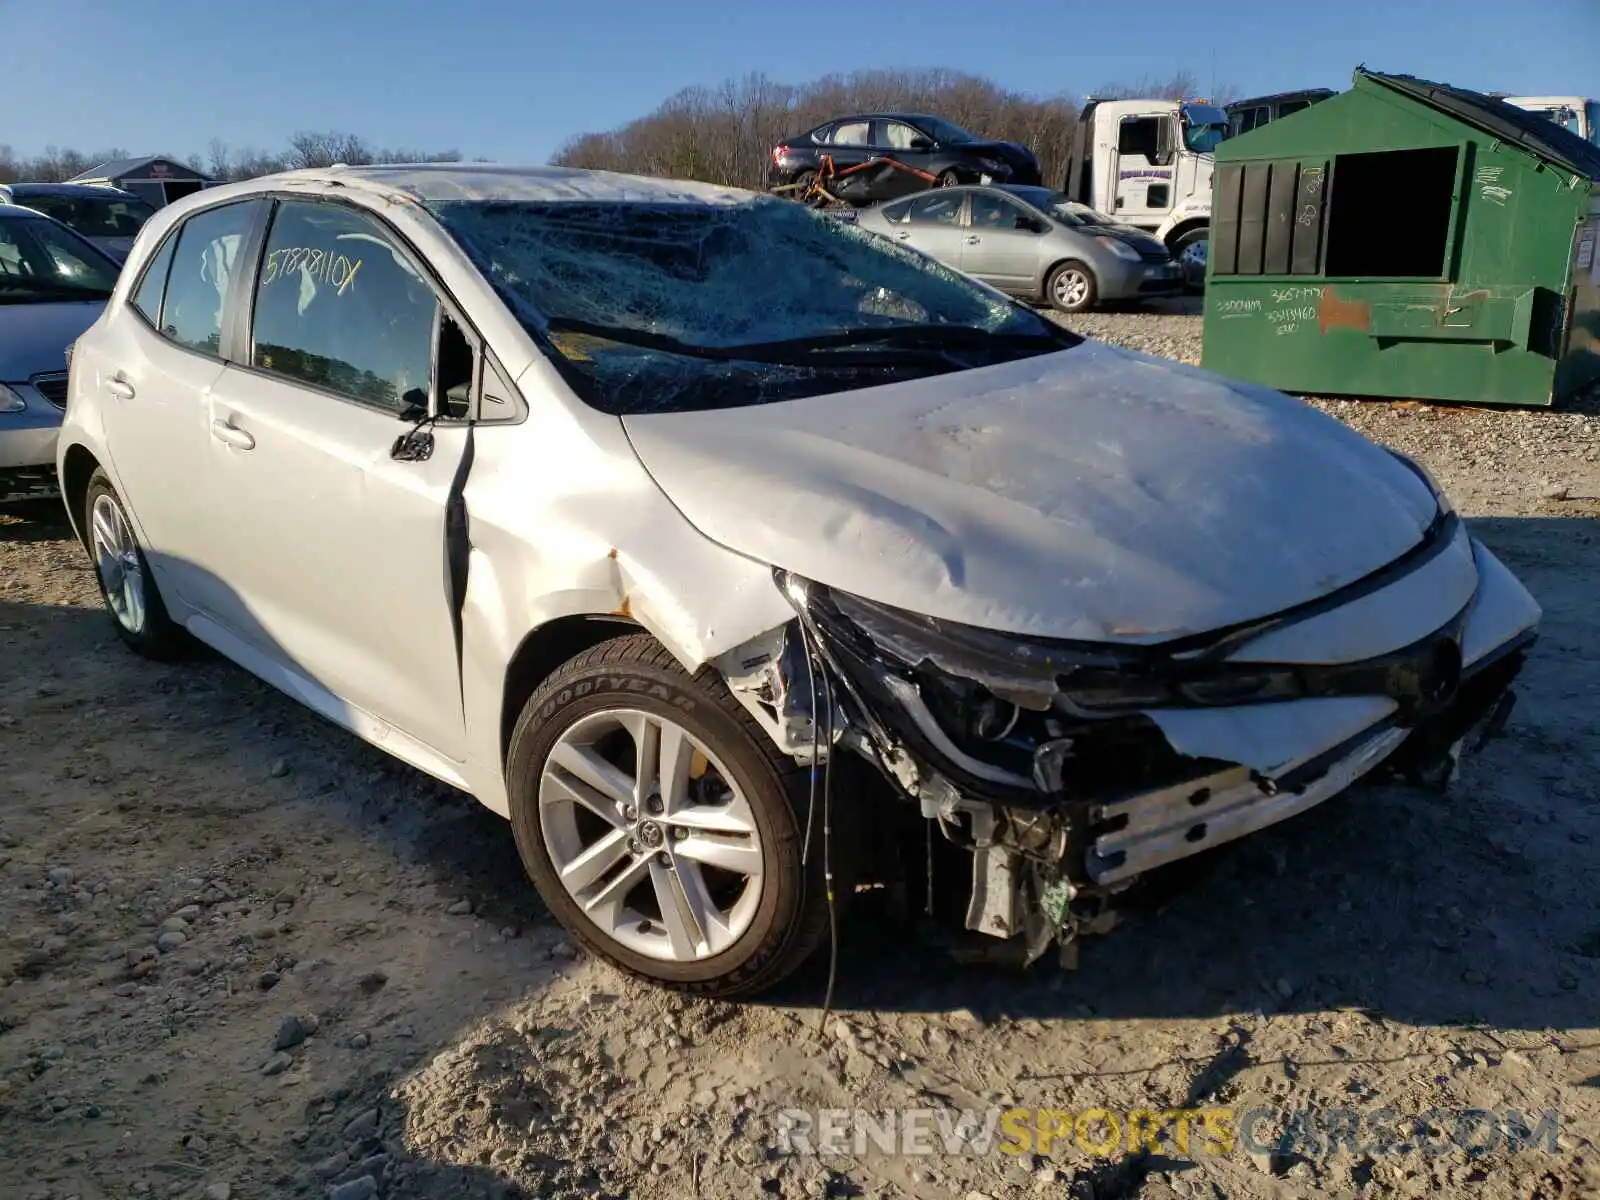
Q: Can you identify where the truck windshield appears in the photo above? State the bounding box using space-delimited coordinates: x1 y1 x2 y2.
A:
428 196 1078 415
1181 104 1230 154
1528 104 1582 137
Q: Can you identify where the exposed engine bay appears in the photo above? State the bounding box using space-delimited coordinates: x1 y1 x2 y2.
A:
713 548 1532 970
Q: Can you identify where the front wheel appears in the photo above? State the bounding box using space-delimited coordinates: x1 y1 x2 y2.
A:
506 635 834 997
83 469 185 659
935 168 963 188
1046 260 1098 313
1172 229 1209 291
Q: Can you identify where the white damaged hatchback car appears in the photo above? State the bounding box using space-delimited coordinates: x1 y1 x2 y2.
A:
57 165 1541 996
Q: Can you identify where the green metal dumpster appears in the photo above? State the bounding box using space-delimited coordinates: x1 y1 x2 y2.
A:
1201 68 1600 407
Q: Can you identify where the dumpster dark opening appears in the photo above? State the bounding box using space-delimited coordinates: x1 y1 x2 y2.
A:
1325 147 1458 278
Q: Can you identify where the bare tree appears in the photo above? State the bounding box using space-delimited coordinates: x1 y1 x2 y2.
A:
551 68 1117 193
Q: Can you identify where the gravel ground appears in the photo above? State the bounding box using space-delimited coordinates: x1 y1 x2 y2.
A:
3 312 1598 1200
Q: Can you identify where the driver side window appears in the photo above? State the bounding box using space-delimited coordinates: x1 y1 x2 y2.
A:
906 192 964 225
250 201 441 415
1118 117 1162 160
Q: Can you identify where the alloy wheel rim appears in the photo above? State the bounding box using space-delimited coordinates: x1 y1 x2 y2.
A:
540 709 765 963
89 493 146 634
1055 271 1089 307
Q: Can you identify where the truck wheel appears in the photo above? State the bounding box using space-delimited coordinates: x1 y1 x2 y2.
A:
1172 229 1209 292
506 634 834 998
1046 261 1098 313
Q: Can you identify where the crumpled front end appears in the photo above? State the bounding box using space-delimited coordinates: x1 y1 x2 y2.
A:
715 509 1540 967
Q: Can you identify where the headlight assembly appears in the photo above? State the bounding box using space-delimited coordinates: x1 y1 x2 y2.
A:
1094 236 1143 263
0 384 26 414
1387 449 1455 517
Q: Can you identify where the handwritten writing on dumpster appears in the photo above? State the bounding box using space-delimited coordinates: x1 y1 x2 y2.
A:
1216 286 1326 335
1475 166 1512 207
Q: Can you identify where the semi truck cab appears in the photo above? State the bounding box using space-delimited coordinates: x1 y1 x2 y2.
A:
1062 98 1231 287
1501 96 1599 146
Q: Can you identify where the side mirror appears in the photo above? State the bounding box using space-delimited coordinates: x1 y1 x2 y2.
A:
1153 118 1176 167
907 136 934 151
1015 215 1043 232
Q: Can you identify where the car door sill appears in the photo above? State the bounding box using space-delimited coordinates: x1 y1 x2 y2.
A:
184 613 472 793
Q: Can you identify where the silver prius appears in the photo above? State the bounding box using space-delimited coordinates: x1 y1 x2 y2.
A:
856 184 1183 312
58 165 1539 997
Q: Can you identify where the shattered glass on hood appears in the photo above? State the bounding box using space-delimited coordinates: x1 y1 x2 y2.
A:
425 195 1070 414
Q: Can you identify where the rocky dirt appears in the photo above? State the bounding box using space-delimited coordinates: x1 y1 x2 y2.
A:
3 311 1598 1200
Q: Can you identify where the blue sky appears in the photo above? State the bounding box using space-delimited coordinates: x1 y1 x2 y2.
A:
7 0 1596 163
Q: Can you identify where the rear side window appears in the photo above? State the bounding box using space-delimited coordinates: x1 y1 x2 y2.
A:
131 232 177 327
879 198 914 222
249 200 439 413
161 201 262 355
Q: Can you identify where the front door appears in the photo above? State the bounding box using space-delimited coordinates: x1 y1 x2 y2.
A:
200 198 472 761
962 191 1045 291
91 198 267 617
1112 115 1176 225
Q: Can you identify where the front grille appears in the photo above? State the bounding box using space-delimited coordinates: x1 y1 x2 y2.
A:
31 372 68 409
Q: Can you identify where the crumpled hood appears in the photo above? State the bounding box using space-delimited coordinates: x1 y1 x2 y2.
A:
0 300 103 381
622 341 1440 643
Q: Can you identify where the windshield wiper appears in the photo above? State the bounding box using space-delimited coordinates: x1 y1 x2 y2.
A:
0 279 112 301
544 317 1073 367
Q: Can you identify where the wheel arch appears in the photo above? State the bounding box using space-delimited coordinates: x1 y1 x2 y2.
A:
59 442 101 550
499 613 643 768
1163 217 1209 251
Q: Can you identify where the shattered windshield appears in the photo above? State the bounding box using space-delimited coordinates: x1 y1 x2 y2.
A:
428 196 1077 414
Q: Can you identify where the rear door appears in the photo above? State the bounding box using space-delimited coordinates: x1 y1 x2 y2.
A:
199 197 473 761
90 198 268 617
962 191 1046 291
882 190 969 270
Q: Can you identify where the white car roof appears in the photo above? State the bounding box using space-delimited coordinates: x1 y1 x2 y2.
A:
261 163 758 208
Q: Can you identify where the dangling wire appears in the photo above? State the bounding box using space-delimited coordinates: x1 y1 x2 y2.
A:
795 619 821 870
817 665 840 1031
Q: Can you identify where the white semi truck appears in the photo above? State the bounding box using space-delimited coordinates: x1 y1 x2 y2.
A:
1500 96 1598 145
1061 98 1231 287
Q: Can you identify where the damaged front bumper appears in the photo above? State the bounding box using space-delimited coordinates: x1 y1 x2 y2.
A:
716 516 1540 967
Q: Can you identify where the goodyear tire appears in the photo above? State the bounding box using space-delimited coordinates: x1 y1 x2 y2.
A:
507 635 836 997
